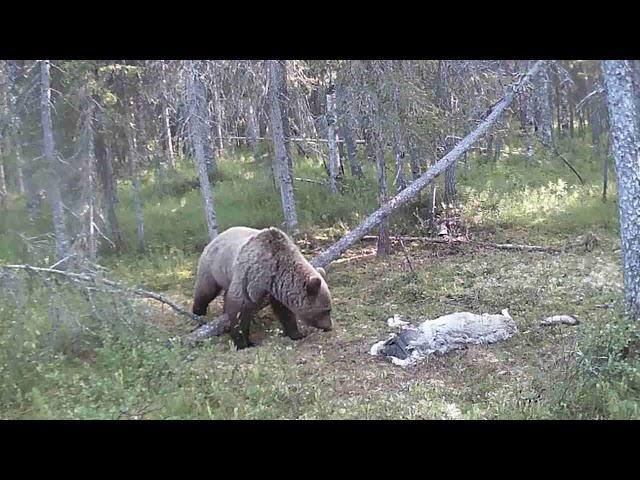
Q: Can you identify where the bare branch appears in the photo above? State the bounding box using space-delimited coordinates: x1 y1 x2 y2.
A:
0 264 205 325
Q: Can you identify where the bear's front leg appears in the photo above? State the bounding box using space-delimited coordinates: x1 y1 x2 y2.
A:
224 295 256 349
270 298 305 340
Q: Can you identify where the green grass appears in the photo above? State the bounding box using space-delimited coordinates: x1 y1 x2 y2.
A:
1 137 638 419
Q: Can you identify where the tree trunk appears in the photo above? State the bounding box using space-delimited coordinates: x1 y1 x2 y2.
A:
602 60 640 320
555 72 562 137
277 62 295 176
310 61 546 269
373 136 390 257
444 161 457 204
325 84 341 193
15 150 25 194
267 60 298 234
162 105 176 170
40 60 68 260
632 60 640 125
336 85 363 178
187 61 219 241
535 64 554 146
126 101 145 253
84 91 98 260
407 140 422 180
211 64 225 157
392 86 407 193
0 156 7 197
245 96 260 155
94 115 125 252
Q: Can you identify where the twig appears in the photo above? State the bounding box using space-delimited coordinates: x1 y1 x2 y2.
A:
395 235 415 274
49 254 76 269
576 86 604 112
293 177 327 185
540 139 585 185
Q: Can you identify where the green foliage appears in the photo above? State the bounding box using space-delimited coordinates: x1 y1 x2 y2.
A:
1 136 638 419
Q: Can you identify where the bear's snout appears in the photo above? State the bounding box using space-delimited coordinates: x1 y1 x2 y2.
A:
314 315 333 332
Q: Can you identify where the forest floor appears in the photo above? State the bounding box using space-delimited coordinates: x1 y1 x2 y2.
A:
105 226 634 419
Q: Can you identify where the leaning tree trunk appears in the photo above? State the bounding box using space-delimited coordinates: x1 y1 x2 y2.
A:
310 61 546 269
325 83 341 193
187 60 218 241
126 101 145 253
602 60 640 320
40 60 68 260
268 60 298 234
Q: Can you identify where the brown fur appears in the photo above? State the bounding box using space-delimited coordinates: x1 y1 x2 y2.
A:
192 226 332 348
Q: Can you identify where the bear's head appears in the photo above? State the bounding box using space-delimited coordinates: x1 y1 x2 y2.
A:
297 268 332 331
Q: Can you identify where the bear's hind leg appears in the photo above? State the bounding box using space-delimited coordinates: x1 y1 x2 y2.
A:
271 298 304 340
192 273 222 317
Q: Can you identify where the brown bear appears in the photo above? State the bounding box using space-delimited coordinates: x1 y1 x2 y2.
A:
192 226 332 349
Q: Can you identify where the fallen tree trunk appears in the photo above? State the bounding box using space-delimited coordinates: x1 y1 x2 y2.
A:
359 235 560 252
311 60 547 269
184 312 236 345
0 263 205 324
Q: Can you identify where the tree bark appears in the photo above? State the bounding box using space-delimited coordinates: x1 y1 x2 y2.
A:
374 136 390 256
245 96 260 154
602 60 640 320
325 83 341 193
40 60 69 260
407 140 422 181
126 100 145 253
0 155 7 197
336 84 363 178
162 106 176 170
187 61 219 241
392 85 407 192
535 64 554 146
84 90 98 260
94 114 125 252
444 161 457 204
211 63 225 157
267 60 298 234
310 61 546 269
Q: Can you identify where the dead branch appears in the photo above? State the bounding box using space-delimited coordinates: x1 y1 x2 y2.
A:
359 235 560 252
310 60 547 269
293 177 327 185
0 264 205 325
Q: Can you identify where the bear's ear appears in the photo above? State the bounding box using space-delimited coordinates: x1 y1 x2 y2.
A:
306 276 322 296
316 267 328 281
